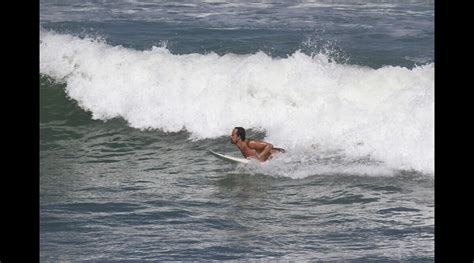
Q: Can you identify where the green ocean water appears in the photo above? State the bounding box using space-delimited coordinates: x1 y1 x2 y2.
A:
40 73 434 261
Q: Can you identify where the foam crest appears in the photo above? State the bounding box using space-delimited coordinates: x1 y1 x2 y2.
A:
40 30 434 175
236 148 397 179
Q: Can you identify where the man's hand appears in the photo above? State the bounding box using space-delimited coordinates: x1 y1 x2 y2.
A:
257 143 273 161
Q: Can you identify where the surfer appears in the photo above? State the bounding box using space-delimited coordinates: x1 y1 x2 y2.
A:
230 127 286 162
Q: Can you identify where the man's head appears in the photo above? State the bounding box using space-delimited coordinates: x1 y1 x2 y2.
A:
231 127 246 144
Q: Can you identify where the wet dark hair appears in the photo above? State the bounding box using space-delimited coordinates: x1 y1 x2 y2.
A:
234 127 246 140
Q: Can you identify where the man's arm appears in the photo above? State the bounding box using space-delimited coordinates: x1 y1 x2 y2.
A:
248 140 273 161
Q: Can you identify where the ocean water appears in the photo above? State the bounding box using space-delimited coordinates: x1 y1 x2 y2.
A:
40 1 434 261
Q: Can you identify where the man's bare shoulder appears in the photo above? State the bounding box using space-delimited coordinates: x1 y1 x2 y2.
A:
247 139 270 148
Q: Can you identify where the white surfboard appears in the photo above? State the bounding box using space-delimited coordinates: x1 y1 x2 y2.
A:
209 150 250 164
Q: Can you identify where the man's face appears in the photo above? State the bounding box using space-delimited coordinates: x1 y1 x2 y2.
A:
230 128 239 144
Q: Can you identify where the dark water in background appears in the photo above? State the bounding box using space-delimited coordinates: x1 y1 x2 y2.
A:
40 0 434 68
40 1 434 261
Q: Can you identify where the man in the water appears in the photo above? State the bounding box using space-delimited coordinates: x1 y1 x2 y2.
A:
230 127 286 162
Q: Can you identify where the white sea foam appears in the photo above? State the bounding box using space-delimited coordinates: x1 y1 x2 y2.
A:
40 30 434 175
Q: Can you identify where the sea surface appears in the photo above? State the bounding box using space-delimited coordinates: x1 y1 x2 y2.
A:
40 1 434 261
